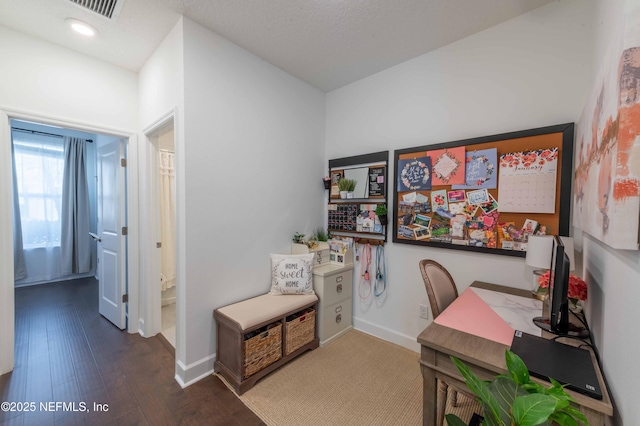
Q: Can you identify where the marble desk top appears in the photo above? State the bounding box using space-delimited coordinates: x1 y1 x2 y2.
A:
470 287 543 337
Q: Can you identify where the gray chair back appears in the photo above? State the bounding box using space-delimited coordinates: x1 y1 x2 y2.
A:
418 259 458 319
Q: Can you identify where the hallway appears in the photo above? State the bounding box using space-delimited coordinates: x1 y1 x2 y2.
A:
0 278 262 425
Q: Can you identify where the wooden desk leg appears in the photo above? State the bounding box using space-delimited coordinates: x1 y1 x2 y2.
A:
437 379 447 426
421 346 437 426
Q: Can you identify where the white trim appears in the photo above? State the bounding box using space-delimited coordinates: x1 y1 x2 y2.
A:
0 111 15 375
0 105 134 138
142 109 176 135
353 317 421 353
140 109 176 340
175 354 216 388
0 107 141 345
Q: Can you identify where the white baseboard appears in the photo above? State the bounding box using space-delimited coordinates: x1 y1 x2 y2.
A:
175 354 216 388
353 317 421 353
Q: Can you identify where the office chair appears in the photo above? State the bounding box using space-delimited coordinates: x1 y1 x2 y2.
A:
419 259 474 426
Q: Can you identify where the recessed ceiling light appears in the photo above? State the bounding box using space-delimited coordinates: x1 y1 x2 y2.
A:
66 18 97 37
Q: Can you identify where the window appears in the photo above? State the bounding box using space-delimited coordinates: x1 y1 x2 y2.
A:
12 132 65 248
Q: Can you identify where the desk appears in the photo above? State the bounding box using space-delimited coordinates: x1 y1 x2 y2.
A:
417 281 613 426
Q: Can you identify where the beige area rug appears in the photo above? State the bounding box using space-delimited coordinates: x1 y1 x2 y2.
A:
218 330 481 426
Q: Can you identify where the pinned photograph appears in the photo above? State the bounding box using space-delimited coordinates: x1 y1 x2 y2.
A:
448 190 466 203
479 193 498 214
467 188 490 205
431 189 448 211
414 226 431 240
414 214 432 228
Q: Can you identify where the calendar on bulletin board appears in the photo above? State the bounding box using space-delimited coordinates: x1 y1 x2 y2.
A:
392 124 574 258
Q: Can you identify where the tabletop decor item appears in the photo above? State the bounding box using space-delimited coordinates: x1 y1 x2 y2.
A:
338 178 357 199
375 204 388 226
537 270 588 312
323 176 331 189
445 350 588 426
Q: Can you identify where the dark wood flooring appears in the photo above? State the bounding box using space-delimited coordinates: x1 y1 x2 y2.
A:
0 278 264 426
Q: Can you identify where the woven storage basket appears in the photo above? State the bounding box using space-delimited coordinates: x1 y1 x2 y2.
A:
243 323 282 378
285 309 316 355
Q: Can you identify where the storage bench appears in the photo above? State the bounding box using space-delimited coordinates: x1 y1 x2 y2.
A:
214 293 319 394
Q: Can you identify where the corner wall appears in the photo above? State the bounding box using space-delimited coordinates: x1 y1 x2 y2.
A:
179 18 326 383
325 0 595 350
578 0 640 423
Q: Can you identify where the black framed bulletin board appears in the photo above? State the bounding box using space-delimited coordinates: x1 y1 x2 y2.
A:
392 124 574 258
328 151 389 242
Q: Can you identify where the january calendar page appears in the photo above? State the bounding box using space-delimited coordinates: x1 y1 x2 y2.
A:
498 148 558 214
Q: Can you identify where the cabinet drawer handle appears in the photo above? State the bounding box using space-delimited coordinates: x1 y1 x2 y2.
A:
336 314 342 324
336 284 343 293
335 306 342 313
336 276 343 283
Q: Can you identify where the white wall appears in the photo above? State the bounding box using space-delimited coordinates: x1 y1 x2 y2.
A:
0 26 138 131
176 18 326 384
138 19 185 366
326 0 595 350
578 0 640 423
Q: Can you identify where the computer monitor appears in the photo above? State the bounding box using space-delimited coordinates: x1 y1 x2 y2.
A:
533 236 588 337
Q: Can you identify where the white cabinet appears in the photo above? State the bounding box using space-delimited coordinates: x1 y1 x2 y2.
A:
312 263 353 346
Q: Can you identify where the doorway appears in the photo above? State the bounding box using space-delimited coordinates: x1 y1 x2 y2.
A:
10 119 129 329
142 111 178 348
0 109 140 376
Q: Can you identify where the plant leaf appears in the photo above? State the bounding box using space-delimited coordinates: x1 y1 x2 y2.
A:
522 382 546 394
481 402 505 426
445 414 469 426
549 410 579 426
512 394 557 426
505 350 530 385
561 406 589 425
450 357 503 423
487 377 528 425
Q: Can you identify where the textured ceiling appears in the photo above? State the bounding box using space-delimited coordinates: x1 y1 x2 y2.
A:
0 0 554 92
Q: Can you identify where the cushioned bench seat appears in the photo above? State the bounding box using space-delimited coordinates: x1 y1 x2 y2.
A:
216 293 318 330
214 293 319 394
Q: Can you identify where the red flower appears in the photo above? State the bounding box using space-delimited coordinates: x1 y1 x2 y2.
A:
537 272 587 301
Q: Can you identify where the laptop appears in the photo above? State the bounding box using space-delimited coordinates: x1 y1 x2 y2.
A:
510 330 603 400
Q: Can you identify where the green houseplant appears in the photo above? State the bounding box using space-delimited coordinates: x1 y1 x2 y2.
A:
375 204 388 226
313 227 330 242
337 178 357 199
445 350 588 426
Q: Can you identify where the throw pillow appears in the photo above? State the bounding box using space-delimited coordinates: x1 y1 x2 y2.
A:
269 253 315 295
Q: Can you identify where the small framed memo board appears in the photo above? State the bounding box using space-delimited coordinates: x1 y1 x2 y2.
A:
328 151 389 242
393 124 574 257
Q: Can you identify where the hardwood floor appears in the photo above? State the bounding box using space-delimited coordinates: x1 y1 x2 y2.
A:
0 278 264 426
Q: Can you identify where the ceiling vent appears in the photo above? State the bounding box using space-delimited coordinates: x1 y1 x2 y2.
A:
68 0 125 21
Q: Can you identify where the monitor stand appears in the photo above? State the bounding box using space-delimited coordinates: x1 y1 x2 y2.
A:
533 317 590 338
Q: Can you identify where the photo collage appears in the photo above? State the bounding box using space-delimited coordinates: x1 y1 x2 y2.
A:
395 146 560 251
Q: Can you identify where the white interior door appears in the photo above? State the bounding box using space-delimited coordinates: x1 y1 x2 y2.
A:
97 137 127 329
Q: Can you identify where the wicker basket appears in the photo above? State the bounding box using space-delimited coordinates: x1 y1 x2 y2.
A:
285 309 316 355
243 323 282 378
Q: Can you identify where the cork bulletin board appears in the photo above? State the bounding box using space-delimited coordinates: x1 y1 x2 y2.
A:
392 124 574 257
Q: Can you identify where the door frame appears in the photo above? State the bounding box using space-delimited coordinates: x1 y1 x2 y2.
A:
0 107 140 375
140 109 181 343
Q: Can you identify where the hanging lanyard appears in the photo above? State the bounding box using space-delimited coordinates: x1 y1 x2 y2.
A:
374 244 386 297
358 243 372 299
